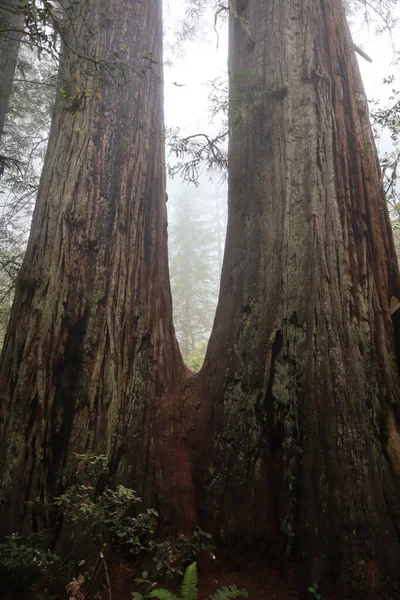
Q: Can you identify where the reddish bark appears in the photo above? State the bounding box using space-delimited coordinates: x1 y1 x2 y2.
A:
1 0 400 597
0 0 186 535
189 0 400 596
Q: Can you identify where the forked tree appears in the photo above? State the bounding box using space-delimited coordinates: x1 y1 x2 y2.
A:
0 0 400 597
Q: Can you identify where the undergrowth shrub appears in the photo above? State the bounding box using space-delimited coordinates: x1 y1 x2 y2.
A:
54 482 158 556
0 454 217 599
0 532 59 584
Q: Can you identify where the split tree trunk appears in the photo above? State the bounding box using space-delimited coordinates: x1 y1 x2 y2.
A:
0 0 24 140
1 0 400 597
0 0 189 536
191 0 400 596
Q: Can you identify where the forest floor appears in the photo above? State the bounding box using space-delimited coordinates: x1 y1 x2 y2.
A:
107 552 300 600
9 547 305 599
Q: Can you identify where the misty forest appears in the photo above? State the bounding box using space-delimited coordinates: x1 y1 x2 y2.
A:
1 0 400 598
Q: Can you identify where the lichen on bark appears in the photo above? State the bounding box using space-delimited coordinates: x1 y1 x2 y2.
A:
192 0 400 595
0 0 185 536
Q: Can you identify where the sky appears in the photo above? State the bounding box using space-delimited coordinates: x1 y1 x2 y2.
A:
164 3 228 140
163 3 228 205
163 1 400 200
354 4 400 154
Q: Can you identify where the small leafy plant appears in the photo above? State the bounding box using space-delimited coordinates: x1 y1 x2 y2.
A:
0 532 59 584
134 527 216 591
144 561 248 600
308 583 324 600
147 561 198 600
176 527 215 566
54 483 158 556
133 569 158 598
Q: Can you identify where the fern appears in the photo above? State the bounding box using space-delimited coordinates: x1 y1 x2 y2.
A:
209 584 248 600
181 561 198 600
147 561 247 600
147 590 180 600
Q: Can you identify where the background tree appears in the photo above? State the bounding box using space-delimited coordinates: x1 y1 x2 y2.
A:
168 185 225 362
371 74 400 258
0 0 24 141
0 46 56 346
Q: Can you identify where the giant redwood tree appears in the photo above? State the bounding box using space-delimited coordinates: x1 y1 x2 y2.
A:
192 0 400 595
0 0 187 535
1 0 400 598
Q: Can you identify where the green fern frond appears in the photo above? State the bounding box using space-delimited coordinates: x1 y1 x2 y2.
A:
181 561 198 600
147 589 180 600
209 584 248 600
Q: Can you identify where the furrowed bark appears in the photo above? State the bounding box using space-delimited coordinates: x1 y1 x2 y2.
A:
2 0 400 596
193 0 400 595
0 0 189 537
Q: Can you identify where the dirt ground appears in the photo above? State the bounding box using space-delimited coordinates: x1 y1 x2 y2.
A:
9 548 308 599
106 552 300 600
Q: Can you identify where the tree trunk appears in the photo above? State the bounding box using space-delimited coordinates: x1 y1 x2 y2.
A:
0 0 23 139
2 0 400 597
0 0 191 538
191 0 400 596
